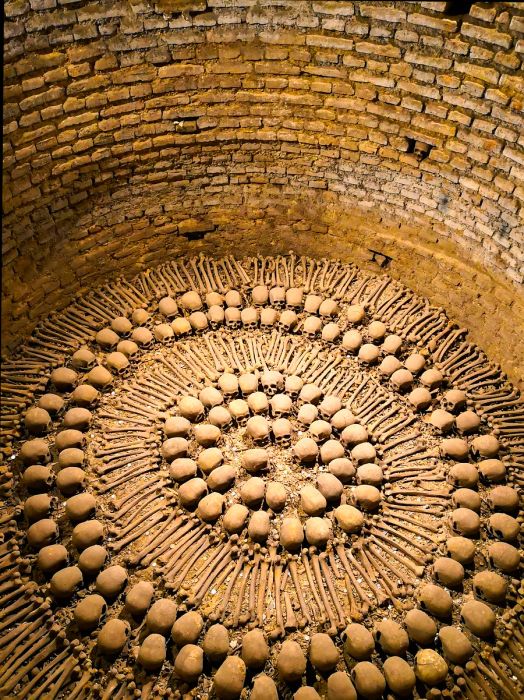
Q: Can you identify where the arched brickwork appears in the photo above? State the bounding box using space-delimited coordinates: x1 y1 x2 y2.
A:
2 1 524 385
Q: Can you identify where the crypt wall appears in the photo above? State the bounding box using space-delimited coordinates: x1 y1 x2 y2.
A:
2 0 524 386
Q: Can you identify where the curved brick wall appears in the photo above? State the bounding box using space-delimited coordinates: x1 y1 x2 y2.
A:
2 1 524 385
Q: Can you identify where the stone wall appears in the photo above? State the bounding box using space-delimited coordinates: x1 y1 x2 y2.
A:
2 1 524 385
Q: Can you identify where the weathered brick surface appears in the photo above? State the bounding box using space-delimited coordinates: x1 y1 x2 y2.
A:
2 0 524 385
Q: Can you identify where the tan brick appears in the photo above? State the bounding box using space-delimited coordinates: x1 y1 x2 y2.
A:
306 34 354 50
407 12 457 32
355 41 400 58
359 4 406 22
461 22 512 49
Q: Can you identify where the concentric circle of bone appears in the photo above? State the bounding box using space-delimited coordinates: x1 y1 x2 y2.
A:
1 254 522 699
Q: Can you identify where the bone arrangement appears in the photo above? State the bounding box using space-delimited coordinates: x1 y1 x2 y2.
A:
1 254 522 700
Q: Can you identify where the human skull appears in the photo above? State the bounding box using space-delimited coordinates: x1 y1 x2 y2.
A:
95 328 119 350
304 294 323 314
172 317 192 338
342 329 363 353
251 285 269 306
153 323 174 343
272 418 292 447
278 309 298 333
284 375 303 399
285 287 304 309
302 315 322 338
241 307 259 331
248 391 270 415
238 373 259 396
309 419 332 443
321 322 341 344
269 286 286 309
105 351 130 376
261 370 284 397
225 307 241 330
318 395 342 421
71 347 97 371
159 296 179 318
188 311 208 333
179 290 203 312
298 383 323 407
217 373 239 400
178 396 205 423
246 416 271 445
111 316 132 338
442 389 468 414
131 327 154 349
297 404 318 427
260 307 278 330
270 393 293 418
207 305 225 330
131 308 150 325
116 340 139 360
319 299 339 317
205 292 224 308
471 435 500 460
225 289 242 308
229 399 250 426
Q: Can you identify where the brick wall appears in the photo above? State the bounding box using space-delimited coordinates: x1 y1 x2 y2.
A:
2 1 524 384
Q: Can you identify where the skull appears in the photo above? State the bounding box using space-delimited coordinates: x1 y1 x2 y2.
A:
272 418 292 447
382 334 402 356
105 351 130 376
208 406 232 430
302 315 322 338
20 438 52 466
269 286 286 309
207 305 225 330
285 287 304 309
342 329 363 353
304 294 323 314
251 285 269 306
261 370 284 397
278 309 298 333
309 419 332 443
247 391 269 415
159 296 179 318
132 307 150 325
318 395 342 421
95 327 119 350
241 307 259 331
471 435 500 460
172 317 192 338
206 292 224 308
116 340 140 360
298 383 323 407
111 316 133 337
229 399 250 426
449 508 480 538
319 298 339 317
217 373 239 400
238 373 259 396
178 396 206 423
71 347 97 371
487 513 519 542
153 323 175 343
246 415 271 445
23 465 55 492
225 289 242 308
270 393 293 418
404 353 426 375
297 403 319 427
188 311 208 333
179 290 203 312
131 327 154 349
260 307 278 330
225 307 241 330
24 407 52 436
389 369 414 393
322 322 341 343
442 389 468 414
367 320 387 342
284 375 303 400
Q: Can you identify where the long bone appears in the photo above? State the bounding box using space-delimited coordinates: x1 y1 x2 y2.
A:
170 538 212 590
418 317 448 346
0 625 62 693
369 527 427 571
255 554 270 628
186 544 234 607
360 545 404 610
335 543 371 616
390 299 426 328
210 551 246 622
309 549 340 634
477 657 521 700
0 607 52 664
343 573 361 621
365 276 393 310
12 647 70 699
31 652 79 700
332 268 357 299
156 519 201 568
348 546 389 607
439 342 477 374
127 511 186 567
98 461 163 494
246 550 261 624
367 405 398 432
229 560 253 628
326 371 358 398
380 430 422 451
109 509 167 554
318 552 346 631
288 557 311 625
301 550 325 624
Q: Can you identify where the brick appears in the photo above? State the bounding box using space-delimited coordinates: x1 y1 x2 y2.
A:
359 4 406 23
306 34 354 51
454 61 500 85
405 51 452 69
313 2 355 16
461 22 512 49
407 12 457 32
259 30 306 45
355 41 400 58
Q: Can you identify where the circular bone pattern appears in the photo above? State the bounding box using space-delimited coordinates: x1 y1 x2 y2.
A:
1 255 522 699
